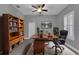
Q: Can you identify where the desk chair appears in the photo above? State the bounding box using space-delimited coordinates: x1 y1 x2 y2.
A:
46 27 59 46
45 27 60 54
52 30 68 53
59 30 68 45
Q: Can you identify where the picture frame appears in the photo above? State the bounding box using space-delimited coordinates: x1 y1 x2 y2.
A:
41 22 52 29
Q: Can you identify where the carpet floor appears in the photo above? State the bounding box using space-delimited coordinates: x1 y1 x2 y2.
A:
26 43 76 55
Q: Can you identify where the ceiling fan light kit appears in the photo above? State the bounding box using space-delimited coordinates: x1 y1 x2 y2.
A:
32 4 48 14
37 8 42 12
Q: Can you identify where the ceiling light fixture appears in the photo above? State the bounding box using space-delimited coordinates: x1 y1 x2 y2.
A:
37 8 42 12
32 4 48 14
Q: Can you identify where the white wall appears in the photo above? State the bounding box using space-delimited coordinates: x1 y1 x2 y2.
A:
24 15 57 38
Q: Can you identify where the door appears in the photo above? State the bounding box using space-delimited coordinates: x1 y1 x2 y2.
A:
28 22 36 38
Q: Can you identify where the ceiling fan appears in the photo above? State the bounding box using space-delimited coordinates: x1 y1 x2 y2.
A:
32 4 48 14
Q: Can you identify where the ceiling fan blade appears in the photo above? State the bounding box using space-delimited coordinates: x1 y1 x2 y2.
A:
42 9 48 12
32 5 37 9
41 4 45 8
37 4 41 8
32 10 37 12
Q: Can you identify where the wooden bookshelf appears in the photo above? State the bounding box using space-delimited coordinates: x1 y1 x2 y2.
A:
18 19 24 44
18 19 24 36
0 16 3 54
2 14 24 54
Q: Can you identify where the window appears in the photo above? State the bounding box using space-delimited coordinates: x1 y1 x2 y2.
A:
64 11 75 40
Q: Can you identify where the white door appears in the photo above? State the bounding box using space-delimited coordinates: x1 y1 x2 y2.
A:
28 22 36 38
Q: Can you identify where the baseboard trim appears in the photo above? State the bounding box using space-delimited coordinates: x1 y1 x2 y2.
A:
65 43 79 55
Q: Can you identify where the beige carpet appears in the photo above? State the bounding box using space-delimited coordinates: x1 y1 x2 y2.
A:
26 43 76 55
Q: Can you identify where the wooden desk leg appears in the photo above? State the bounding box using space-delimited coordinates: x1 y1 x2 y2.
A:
33 52 36 55
33 40 45 55
42 47 44 55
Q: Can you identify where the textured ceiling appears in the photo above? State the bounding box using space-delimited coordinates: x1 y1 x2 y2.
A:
12 4 68 15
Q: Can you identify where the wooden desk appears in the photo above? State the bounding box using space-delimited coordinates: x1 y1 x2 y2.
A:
31 34 58 55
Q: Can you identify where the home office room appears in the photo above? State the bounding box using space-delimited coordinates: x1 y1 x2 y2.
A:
0 0 79 59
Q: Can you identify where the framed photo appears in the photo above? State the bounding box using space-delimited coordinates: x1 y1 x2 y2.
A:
41 22 52 29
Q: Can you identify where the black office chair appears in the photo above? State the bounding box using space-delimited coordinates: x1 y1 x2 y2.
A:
59 30 68 45
52 30 68 53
